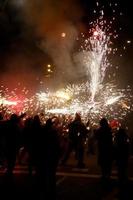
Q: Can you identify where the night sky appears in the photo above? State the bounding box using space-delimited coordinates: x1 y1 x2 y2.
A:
0 0 132 90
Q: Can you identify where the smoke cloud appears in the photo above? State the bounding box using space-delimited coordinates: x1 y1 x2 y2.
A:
18 0 85 86
0 0 85 90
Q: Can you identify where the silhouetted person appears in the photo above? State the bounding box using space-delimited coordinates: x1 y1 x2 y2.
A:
96 118 113 182
114 127 130 184
5 114 21 175
38 118 61 200
61 113 87 168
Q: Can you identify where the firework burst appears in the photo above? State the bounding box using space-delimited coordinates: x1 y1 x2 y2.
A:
0 1 132 123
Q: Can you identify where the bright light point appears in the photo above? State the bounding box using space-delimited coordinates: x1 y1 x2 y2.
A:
93 31 99 36
96 2 99 6
101 10 104 16
61 32 66 38
47 64 51 68
127 40 131 44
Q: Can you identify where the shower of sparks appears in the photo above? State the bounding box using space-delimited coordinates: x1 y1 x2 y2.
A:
0 83 132 122
80 3 119 103
35 83 132 123
81 27 110 102
105 95 123 105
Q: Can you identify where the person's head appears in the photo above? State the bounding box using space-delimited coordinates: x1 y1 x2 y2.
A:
52 116 59 125
75 112 81 121
34 115 40 120
10 114 19 123
33 115 41 125
100 118 109 127
45 118 53 128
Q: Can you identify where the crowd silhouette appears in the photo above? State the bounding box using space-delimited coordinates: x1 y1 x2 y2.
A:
0 111 131 199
